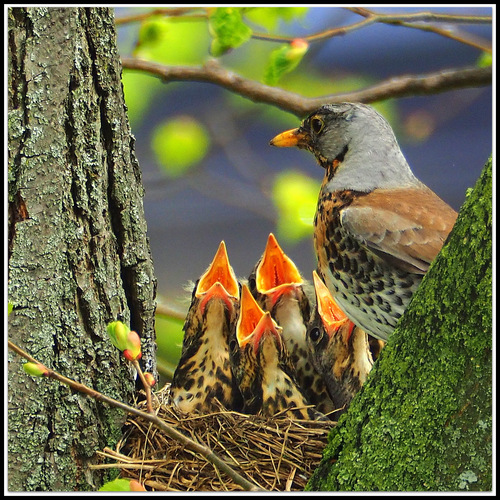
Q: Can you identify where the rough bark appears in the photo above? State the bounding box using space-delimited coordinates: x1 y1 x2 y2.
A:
8 7 157 491
307 157 492 491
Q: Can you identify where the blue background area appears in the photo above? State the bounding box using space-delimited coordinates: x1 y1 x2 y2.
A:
115 7 493 309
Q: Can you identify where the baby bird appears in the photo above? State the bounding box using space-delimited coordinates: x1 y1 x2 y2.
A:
248 233 335 414
170 241 243 413
307 271 375 417
230 285 324 420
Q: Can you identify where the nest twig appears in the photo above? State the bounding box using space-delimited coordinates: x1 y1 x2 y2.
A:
96 384 335 491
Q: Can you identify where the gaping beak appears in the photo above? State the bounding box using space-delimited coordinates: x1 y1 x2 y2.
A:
256 233 303 306
236 285 266 348
269 127 306 148
196 241 240 313
313 271 355 344
249 311 282 355
236 285 282 353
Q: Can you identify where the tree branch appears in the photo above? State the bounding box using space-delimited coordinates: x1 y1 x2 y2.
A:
8 340 263 492
121 57 492 117
348 7 492 53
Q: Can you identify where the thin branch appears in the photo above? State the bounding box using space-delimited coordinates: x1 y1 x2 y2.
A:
155 302 186 321
132 359 153 413
348 7 492 53
120 57 492 117
8 339 263 492
251 8 491 53
114 7 206 25
345 7 492 24
114 7 492 53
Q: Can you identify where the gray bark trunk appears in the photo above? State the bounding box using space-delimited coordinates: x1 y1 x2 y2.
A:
8 7 157 491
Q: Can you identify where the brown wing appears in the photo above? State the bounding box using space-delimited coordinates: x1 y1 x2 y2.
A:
340 186 457 274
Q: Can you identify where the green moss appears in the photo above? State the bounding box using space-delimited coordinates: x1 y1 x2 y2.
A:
307 157 492 491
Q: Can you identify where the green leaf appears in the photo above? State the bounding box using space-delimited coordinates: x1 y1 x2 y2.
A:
99 478 142 492
23 362 49 377
208 7 253 56
107 320 130 351
263 39 308 86
151 116 210 178
271 170 320 243
8 303 13 315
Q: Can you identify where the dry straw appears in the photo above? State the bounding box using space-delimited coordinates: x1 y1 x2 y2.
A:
96 384 336 492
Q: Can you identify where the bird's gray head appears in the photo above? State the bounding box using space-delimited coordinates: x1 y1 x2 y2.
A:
275 102 421 192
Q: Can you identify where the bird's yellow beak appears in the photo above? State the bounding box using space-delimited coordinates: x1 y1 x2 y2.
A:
269 127 304 147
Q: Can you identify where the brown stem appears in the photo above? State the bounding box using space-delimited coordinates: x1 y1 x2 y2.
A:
132 359 153 413
8 339 263 492
121 57 492 117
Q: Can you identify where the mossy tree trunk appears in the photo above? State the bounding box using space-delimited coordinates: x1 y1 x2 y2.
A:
8 7 157 491
307 157 492 491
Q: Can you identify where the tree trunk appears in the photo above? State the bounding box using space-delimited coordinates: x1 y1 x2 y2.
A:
8 7 157 491
307 157 492 491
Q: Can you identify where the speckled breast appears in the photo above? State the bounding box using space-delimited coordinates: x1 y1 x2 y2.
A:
313 189 421 341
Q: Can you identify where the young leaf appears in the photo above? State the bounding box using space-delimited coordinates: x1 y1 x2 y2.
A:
23 362 49 377
99 478 145 491
208 7 253 56
123 331 142 361
263 38 309 86
107 320 130 351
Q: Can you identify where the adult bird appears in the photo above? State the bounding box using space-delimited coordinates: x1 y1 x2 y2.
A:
230 284 325 420
170 241 243 413
307 271 374 416
270 103 458 341
248 233 335 414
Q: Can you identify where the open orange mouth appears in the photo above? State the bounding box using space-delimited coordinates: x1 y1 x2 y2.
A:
313 271 354 344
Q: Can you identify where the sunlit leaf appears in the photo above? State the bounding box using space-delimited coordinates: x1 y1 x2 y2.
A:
208 7 253 56
271 170 320 243
263 38 308 86
151 116 210 178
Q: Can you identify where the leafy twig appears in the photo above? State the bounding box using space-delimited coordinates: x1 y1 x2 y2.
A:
120 57 492 117
8 339 264 492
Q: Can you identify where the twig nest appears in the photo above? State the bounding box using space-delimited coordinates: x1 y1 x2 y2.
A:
102 384 336 491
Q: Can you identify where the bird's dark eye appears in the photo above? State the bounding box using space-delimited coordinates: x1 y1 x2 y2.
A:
248 276 256 292
310 117 324 134
229 339 238 353
308 326 322 343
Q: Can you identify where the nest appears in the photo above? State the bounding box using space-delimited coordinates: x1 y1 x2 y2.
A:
99 384 336 491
